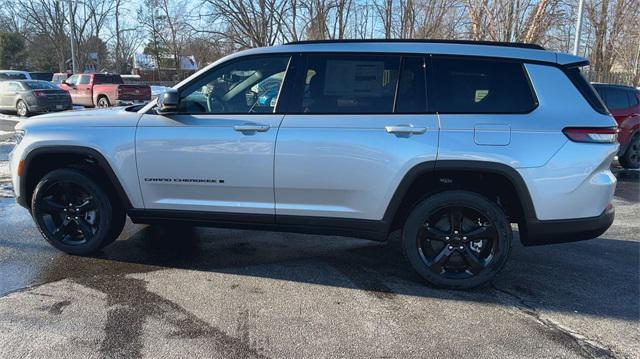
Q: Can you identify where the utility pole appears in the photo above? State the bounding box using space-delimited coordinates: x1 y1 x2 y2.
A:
67 0 78 73
573 0 585 55
55 0 84 73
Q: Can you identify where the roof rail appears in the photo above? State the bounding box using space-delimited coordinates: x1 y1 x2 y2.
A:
284 39 545 50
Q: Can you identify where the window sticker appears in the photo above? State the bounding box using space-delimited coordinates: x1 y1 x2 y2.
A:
475 89 489 102
323 60 385 97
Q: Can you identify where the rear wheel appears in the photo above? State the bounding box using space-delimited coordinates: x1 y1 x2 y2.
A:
402 191 512 289
16 100 29 117
31 169 126 255
97 96 110 108
619 134 639 169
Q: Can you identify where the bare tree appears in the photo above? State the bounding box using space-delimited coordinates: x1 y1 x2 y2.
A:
464 0 561 43
584 0 639 82
15 0 69 71
197 0 289 48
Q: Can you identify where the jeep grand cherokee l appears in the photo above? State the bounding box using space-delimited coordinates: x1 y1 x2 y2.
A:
9 40 618 289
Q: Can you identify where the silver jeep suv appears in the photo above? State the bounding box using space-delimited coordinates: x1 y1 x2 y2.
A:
9 40 618 289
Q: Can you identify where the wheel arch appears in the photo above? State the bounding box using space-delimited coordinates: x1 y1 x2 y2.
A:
19 146 133 210
383 160 537 237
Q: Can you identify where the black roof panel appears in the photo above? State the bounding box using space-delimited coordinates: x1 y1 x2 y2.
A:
284 39 545 50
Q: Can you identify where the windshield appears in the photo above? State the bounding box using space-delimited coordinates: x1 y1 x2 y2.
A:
23 80 58 90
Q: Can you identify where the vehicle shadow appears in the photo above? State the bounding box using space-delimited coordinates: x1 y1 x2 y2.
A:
29 222 638 322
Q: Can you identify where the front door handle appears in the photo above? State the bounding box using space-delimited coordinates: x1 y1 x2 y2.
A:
233 124 270 132
385 125 427 135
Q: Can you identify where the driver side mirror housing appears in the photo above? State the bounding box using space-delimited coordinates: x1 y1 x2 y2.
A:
157 88 179 114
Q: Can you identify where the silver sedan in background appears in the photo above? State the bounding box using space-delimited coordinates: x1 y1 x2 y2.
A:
0 80 72 117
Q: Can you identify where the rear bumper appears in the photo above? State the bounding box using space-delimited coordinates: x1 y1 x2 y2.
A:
29 103 73 113
116 99 149 106
521 205 615 246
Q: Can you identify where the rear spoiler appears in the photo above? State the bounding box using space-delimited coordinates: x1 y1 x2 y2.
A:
557 53 589 67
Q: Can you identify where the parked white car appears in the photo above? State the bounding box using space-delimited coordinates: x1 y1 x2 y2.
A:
0 70 32 81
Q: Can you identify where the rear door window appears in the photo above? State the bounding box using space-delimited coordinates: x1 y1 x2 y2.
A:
291 54 401 114
429 56 537 114
8 82 22 92
78 75 91 85
605 88 630 110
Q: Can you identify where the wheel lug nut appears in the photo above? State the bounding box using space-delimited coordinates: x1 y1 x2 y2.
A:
445 236 449 240
454 230 458 234
448 245 453 250
459 246 464 250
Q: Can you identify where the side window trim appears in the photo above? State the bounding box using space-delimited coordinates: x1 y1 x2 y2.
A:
393 55 429 114
274 54 301 114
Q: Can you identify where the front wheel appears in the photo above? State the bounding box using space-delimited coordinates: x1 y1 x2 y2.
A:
16 100 29 117
402 191 512 289
31 169 125 255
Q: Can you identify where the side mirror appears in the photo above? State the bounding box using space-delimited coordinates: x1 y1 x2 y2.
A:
157 88 179 114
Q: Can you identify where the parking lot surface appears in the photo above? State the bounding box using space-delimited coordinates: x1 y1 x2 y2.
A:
0 117 638 358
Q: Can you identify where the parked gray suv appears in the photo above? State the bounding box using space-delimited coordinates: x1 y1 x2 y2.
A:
9 40 618 289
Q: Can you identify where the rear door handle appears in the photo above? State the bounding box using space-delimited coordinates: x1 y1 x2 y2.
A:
233 124 270 132
385 125 427 135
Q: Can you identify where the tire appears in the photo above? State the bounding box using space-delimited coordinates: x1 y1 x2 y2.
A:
16 100 29 117
619 134 639 169
97 96 110 108
31 168 126 255
402 190 512 289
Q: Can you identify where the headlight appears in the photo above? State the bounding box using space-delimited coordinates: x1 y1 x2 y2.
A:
13 130 25 145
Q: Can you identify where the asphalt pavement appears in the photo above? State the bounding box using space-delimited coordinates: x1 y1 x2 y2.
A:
0 116 638 358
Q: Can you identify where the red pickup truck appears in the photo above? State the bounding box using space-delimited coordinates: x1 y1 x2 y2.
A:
59 73 151 108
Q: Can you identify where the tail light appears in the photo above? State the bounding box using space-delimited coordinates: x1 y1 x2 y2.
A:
33 91 46 97
562 127 618 144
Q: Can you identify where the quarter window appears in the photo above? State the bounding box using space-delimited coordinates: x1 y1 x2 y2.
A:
629 91 640 107
605 88 630 110
178 56 290 114
292 54 400 114
430 57 537 113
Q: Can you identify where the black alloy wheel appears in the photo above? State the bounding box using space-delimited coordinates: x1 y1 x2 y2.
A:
402 191 512 289
31 169 125 255
419 206 498 279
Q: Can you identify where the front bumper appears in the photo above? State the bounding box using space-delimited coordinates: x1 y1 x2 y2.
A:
521 205 615 246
